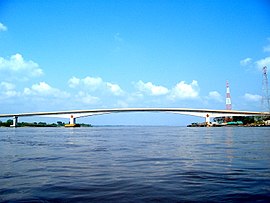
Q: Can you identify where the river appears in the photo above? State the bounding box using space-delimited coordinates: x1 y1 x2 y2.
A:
1 126 270 202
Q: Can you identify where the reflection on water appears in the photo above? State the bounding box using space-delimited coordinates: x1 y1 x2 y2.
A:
0 127 270 202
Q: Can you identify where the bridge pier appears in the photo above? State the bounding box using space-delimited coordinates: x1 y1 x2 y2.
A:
205 114 210 127
64 115 79 127
10 116 18 127
70 115 76 125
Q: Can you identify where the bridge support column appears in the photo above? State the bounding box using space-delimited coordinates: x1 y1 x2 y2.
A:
205 114 210 127
70 115 76 125
65 115 79 127
11 116 18 127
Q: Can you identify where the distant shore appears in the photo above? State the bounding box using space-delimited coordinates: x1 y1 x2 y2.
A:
187 122 270 127
0 120 91 127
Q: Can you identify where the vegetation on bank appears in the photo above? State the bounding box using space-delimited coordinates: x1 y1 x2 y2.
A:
213 116 270 125
188 116 270 127
0 120 91 127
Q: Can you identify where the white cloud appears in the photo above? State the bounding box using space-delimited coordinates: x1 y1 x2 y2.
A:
106 82 124 96
0 82 15 90
68 76 103 90
135 80 169 96
256 57 270 71
0 81 71 100
0 22 7 32
207 91 223 102
0 53 43 80
5 90 19 97
68 76 80 88
32 82 53 93
68 76 124 95
82 76 103 88
76 91 100 104
169 80 199 100
23 87 32 95
244 93 262 102
134 80 200 100
0 82 20 98
23 82 69 98
241 39 270 72
240 58 252 66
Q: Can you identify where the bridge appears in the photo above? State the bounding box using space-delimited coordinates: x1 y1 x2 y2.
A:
0 108 269 127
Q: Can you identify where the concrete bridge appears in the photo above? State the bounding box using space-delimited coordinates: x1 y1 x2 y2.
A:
0 108 269 127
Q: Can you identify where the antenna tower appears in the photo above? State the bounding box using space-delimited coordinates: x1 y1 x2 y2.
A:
262 66 270 112
226 81 232 110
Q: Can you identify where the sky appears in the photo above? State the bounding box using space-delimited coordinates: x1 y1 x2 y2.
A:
0 0 270 125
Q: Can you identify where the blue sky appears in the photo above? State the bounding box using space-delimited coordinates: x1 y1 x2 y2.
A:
0 0 270 125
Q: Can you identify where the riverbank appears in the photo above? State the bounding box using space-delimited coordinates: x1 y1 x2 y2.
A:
187 122 270 127
0 120 91 127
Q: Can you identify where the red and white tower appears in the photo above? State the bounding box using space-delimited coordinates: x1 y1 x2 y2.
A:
226 81 232 110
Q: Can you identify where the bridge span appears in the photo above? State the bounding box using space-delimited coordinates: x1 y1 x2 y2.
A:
0 108 269 127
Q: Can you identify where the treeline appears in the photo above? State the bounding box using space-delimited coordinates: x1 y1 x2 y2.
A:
0 120 91 127
0 120 14 127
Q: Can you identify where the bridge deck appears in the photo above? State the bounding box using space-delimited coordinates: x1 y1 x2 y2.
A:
0 108 269 118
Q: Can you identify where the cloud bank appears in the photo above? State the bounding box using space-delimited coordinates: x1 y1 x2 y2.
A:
244 93 262 102
169 80 199 100
0 54 43 80
135 80 169 96
23 82 69 98
207 91 223 102
134 80 200 100
68 76 124 96
256 57 270 71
